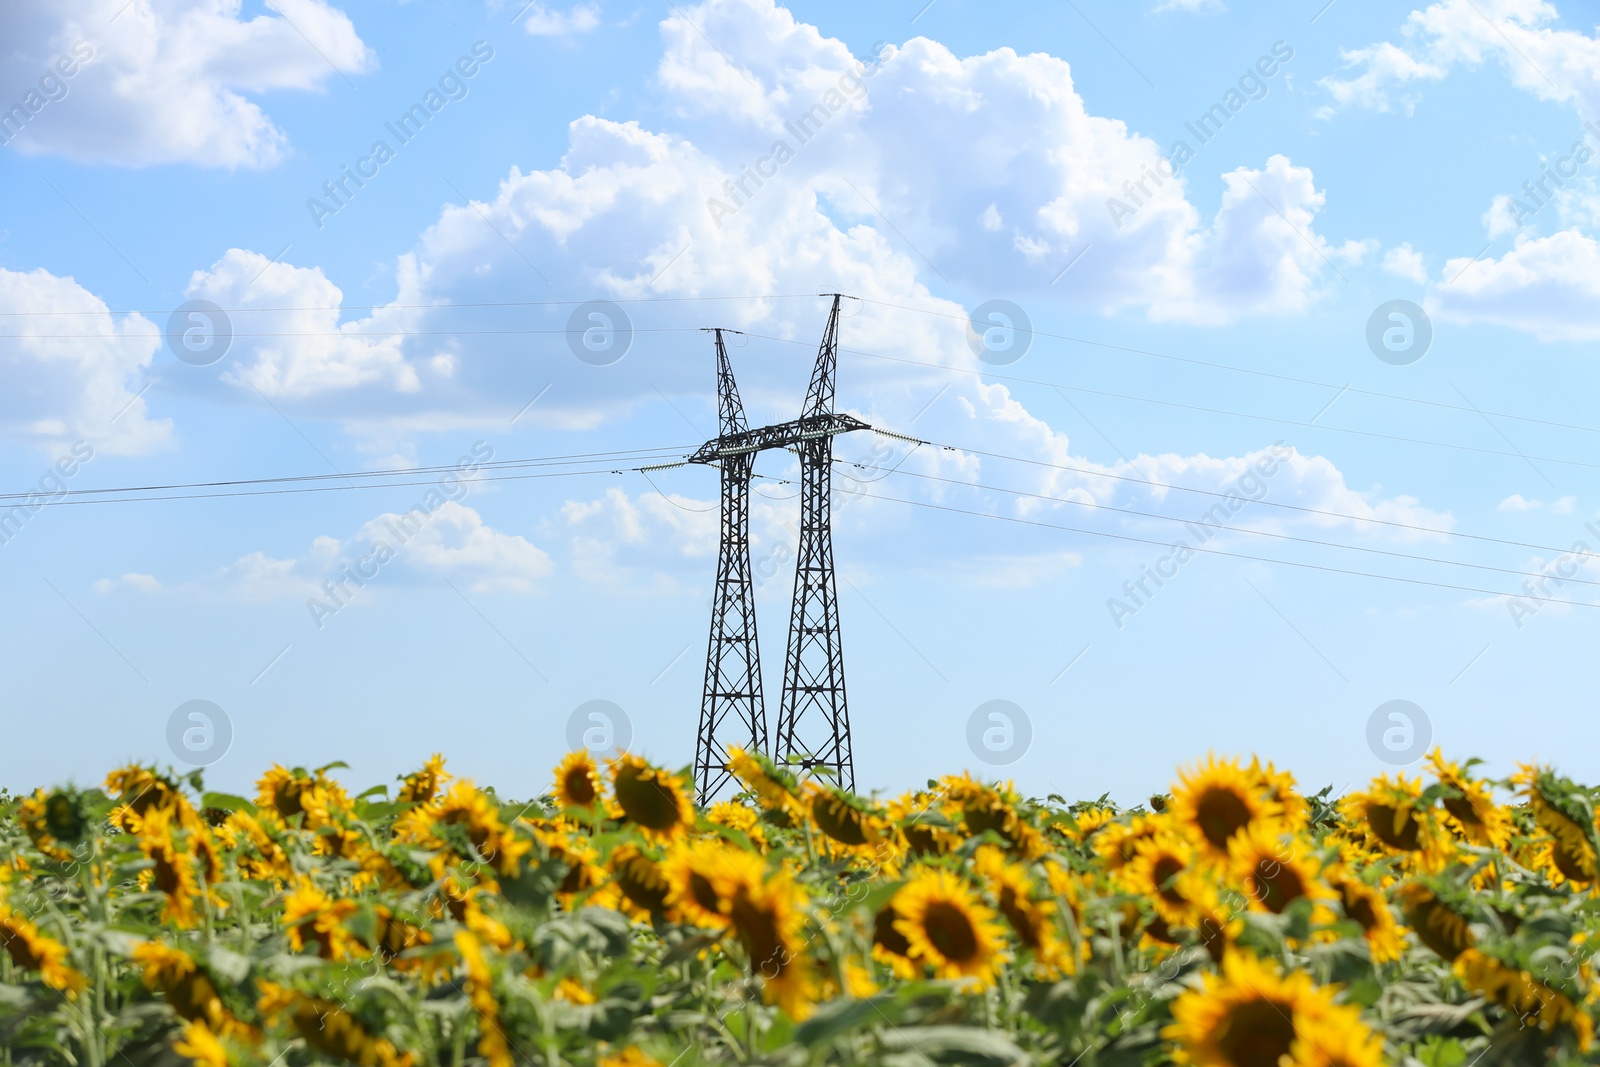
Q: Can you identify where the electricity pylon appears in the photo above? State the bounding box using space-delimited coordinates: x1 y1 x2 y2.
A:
686 296 868 802
690 329 765 803
773 295 855 792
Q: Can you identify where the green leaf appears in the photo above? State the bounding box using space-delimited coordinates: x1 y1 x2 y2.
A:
198 792 255 815
795 995 894 1048
878 1026 1027 1067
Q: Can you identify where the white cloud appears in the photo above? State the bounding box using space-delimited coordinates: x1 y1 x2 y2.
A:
523 1 602 35
1381 243 1428 282
0 0 373 167
1500 493 1541 511
0 266 169 455
1430 229 1600 341
1319 0 1600 118
93 573 161 594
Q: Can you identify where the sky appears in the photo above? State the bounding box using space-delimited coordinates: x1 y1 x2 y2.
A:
2 0 1600 805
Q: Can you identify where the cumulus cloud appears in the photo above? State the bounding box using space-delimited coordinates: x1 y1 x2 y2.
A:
1382 243 1428 282
0 266 169 455
1319 0 1600 118
522 2 602 35
1429 230 1600 340
0 0 373 167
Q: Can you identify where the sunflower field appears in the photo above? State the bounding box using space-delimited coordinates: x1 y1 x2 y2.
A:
0 748 1597 1067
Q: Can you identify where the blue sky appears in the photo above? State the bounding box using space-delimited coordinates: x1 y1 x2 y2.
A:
3 0 1600 804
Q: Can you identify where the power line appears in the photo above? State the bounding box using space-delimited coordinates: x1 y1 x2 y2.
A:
745 331 1600 473
0 294 826 317
859 463 1600 592
914 438 1587 558
853 295 1600 440
848 485 1598 611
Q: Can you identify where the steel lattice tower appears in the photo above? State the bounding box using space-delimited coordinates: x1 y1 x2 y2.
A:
774 295 854 792
686 297 870 802
692 329 766 802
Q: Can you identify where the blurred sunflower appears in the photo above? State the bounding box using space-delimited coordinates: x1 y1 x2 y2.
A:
974 846 1069 977
871 898 919 979
892 869 1007 989
660 839 764 929
257 980 414 1067
1513 764 1600 885
706 801 767 850
725 747 804 823
1455 947 1593 1051
942 775 1045 858
133 941 257 1039
281 880 359 960
806 784 888 853
136 804 203 928
1123 831 1200 927
398 754 450 804
172 1020 229 1067
610 755 693 842
455 930 513 1067
609 844 671 920
1397 883 1474 963
1227 823 1327 915
1427 750 1511 850
553 751 604 810
0 906 84 993
1322 866 1404 964
1339 775 1453 872
726 871 816 1019
1164 951 1369 1067
598 1049 666 1067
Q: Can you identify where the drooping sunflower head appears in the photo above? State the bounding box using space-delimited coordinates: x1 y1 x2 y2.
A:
1512 763 1600 885
608 844 671 920
1163 951 1351 1067
888 794 963 858
1397 881 1475 963
397 754 450 805
1339 774 1454 871
552 751 603 810
891 868 1008 990
1454 947 1594 1052
1322 865 1405 964
725 747 803 823
1427 749 1512 850
1171 755 1282 860
806 784 887 850
609 754 693 841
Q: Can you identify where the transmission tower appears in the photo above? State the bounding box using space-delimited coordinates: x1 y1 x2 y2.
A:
686 296 870 803
691 329 765 802
774 295 855 792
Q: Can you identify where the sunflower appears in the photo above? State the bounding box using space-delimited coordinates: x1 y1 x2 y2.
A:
892 869 1007 990
1123 831 1200 927
16 790 78 862
871 898 919 979
1055 806 1116 845
0 907 84 993
1512 764 1600 884
532 825 606 899
396 779 531 877
706 801 767 850
1095 814 1165 873
1397 883 1474 962
1322 866 1404 964
257 980 414 1067
1170 756 1281 860
974 846 1069 977
1227 823 1326 915
553 751 603 810
726 870 816 1019
281 880 359 960
398 754 450 804
609 844 671 920
1426 750 1512 850
1338 775 1453 872
369 907 439 975
136 804 203 928
725 747 804 823
1164 951 1372 1067
1249 758 1310 836
1455 947 1594 1051
598 1049 667 1067
609 755 694 842
941 775 1045 858
456 930 513 1067
806 784 888 853
173 1020 229 1067
659 838 764 929
254 765 349 829
888 795 962 858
